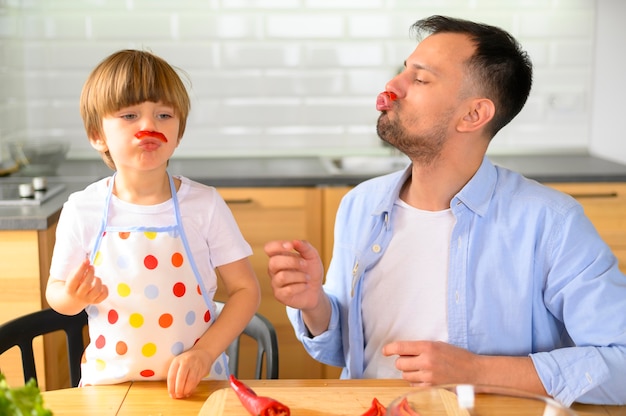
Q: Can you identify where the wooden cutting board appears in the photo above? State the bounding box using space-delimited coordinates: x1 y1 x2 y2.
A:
199 386 411 416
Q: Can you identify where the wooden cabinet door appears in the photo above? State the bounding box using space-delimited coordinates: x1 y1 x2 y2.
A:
217 187 335 379
546 182 626 273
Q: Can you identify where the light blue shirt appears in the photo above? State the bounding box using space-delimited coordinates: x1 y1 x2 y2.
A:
287 156 626 406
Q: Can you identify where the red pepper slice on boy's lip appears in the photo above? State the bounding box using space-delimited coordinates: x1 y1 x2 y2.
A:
376 91 398 111
229 375 290 416
135 130 168 143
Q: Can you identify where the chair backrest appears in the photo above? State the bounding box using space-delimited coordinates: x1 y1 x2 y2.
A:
215 301 279 379
0 308 88 388
0 303 278 388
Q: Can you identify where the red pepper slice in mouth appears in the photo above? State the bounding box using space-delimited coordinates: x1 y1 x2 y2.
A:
134 130 168 143
229 375 290 416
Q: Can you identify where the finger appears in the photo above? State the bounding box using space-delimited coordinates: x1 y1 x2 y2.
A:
264 240 295 256
167 361 180 398
383 340 427 357
65 258 92 292
291 239 320 261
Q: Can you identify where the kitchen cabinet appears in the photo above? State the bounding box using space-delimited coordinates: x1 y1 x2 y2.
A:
0 220 75 391
216 187 344 379
546 182 626 273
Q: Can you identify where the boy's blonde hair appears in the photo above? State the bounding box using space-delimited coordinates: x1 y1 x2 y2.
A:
80 49 191 170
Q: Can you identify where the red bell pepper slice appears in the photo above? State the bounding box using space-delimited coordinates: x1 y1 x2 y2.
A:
361 397 387 416
228 375 290 416
388 397 421 416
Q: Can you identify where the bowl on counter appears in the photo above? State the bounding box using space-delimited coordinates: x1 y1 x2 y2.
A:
386 384 576 415
8 140 71 176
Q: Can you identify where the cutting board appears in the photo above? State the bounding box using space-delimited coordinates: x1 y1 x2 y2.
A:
199 386 411 416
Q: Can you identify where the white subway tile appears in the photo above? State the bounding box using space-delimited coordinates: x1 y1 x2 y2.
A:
304 0 384 8
265 15 344 39
348 15 393 38
221 42 301 67
221 0 300 9
304 43 385 67
550 40 593 66
519 10 594 37
90 12 174 39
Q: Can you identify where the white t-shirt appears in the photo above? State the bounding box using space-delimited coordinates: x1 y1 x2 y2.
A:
49 175 252 297
362 198 455 378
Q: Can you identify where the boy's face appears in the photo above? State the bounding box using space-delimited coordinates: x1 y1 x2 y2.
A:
93 101 181 172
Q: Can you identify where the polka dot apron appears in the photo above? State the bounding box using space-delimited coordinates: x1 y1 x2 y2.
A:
80 173 228 385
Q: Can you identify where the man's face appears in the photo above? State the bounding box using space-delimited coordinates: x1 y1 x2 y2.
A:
376 32 476 164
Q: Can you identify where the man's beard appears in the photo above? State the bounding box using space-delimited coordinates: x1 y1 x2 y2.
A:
376 113 447 166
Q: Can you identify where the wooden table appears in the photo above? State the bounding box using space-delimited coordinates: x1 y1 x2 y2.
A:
41 379 625 416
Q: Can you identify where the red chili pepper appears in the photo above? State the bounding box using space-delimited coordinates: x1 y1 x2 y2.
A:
361 397 387 416
229 375 290 416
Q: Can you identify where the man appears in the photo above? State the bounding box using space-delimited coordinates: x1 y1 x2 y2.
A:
264 15 626 406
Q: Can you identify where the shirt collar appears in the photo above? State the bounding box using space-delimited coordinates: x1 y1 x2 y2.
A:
454 155 498 217
373 156 498 218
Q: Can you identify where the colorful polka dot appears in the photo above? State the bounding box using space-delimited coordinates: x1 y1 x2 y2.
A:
141 343 157 357
144 255 158 270
171 252 184 267
185 311 196 325
108 309 118 324
144 231 157 240
129 313 144 328
144 284 159 299
95 359 106 371
116 341 128 355
117 283 131 297
159 313 173 328
173 282 186 297
171 342 184 356
118 232 130 240
116 255 129 269
140 369 155 378
95 335 106 349
204 310 211 323
196 285 202 295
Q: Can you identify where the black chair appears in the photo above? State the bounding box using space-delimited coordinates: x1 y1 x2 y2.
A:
0 303 278 388
215 301 279 379
0 308 88 388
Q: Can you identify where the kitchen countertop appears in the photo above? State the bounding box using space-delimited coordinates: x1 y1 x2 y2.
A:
2 153 626 231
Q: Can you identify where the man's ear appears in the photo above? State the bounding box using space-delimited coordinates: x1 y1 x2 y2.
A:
457 98 495 133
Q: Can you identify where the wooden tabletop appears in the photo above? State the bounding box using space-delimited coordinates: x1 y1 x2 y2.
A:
40 379 625 416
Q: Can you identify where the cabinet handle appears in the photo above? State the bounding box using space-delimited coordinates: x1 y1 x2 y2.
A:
225 198 254 204
568 192 618 199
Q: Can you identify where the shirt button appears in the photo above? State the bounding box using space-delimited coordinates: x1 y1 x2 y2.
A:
372 244 381 253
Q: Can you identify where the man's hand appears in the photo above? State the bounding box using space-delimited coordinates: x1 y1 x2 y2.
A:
383 341 480 386
264 239 325 310
383 340 546 395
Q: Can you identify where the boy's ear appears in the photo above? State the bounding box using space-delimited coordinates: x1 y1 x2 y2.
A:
457 98 495 133
89 133 108 152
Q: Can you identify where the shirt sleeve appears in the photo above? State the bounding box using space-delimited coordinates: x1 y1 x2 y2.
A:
287 295 346 368
532 203 626 406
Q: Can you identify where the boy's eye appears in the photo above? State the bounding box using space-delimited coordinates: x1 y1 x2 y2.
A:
121 114 136 120
157 113 173 120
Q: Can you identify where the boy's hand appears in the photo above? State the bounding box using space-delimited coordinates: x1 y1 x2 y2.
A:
65 258 108 305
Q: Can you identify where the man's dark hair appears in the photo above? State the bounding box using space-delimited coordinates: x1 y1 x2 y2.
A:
411 15 533 138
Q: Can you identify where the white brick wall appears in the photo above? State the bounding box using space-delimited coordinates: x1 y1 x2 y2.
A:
0 0 597 159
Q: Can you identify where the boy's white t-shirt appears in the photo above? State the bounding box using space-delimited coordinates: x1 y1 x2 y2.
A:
49 175 252 296
362 198 455 378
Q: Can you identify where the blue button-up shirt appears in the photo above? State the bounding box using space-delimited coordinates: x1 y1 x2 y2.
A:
287 156 626 406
